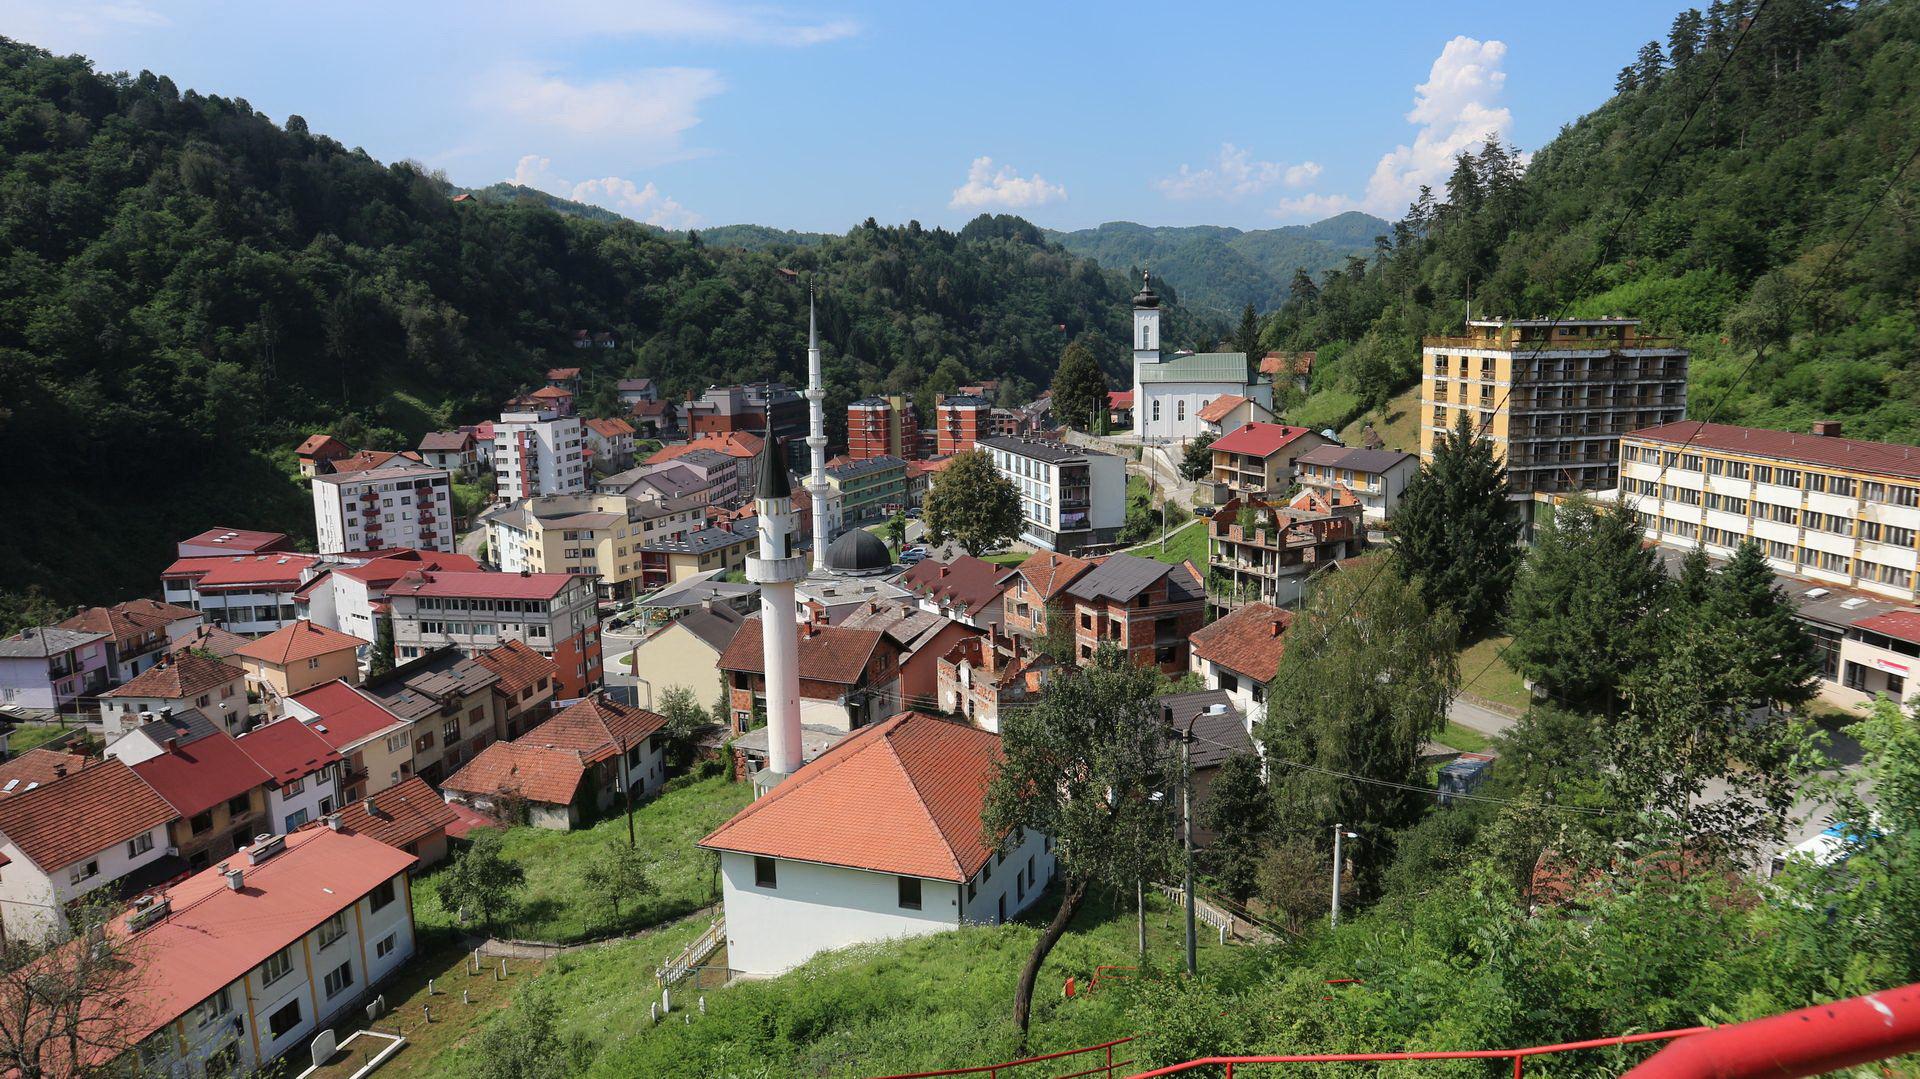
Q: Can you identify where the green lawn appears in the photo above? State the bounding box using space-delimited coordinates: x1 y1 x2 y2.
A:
415 886 1237 1079
1336 383 1422 453
7 724 76 755
1131 519 1208 567
982 551 1029 567
1457 635 1531 714
410 776 750 944
1438 722 1493 755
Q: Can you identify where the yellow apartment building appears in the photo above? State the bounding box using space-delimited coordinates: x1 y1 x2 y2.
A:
483 493 705 601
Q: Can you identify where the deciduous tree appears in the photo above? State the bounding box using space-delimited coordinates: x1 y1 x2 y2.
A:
581 842 652 927
1178 432 1216 482
924 450 1020 557
0 902 145 1079
440 828 526 933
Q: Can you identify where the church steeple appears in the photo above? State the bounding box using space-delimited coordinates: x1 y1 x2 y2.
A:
1132 270 1161 362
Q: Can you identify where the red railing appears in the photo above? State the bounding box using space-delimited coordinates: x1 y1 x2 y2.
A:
869 1037 1136 1079
1123 1028 1709 1079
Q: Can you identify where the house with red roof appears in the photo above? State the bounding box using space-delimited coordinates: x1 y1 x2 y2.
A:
282 680 416 802
321 774 459 867
1188 601 1294 728
59 598 202 683
1207 493 1364 608
583 416 638 470
161 550 328 635
293 547 480 644
700 712 1054 975
235 620 368 713
1196 392 1275 437
1107 389 1134 429
720 616 902 734
473 639 562 738
235 718 345 835
100 653 249 739
131 730 274 871
442 694 667 829
0 757 180 940
1208 421 1333 500
295 433 351 476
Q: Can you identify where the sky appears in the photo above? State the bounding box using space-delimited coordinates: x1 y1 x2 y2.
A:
1 0 1688 233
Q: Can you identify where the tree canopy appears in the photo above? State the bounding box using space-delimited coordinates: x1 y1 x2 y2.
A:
1390 411 1521 638
924 450 1020 557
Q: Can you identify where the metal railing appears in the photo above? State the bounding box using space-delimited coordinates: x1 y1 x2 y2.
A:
1123 1029 1710 1079
868 1037 1137 1079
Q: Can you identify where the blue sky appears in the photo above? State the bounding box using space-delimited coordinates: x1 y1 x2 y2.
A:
2 0 1687 232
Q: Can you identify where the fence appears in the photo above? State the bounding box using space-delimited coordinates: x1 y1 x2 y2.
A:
656 918 726 988
868 1037 1137 1079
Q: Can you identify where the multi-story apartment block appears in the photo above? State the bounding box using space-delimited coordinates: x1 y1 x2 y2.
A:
494 404 587 501
1619 420 1920 602
484 493 703 601
1421 317 1688 498
979 436 1127 553
1207 492 1365 608
684 383 808 467
935 394 990 456
385 570 602 697
0 625 111 709
848 395 920 460
312 462 454 555
293 548 479 644
824 454 909 526
163 552 327 634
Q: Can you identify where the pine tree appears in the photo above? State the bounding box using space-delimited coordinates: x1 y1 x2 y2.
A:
368 612 396 678
1708 541 1820 709
1199 752 1273 903
1390 411 1521 639
1635 40 1668 84
1671 544 1714 610
1050 340 1109 433
1287 267 1319 304
1669 8 1705 64
1233 303 1262 380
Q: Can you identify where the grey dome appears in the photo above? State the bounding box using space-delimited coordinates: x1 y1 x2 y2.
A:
825 529 893 575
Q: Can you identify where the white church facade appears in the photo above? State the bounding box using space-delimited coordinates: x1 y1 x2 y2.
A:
1129 273 1273 444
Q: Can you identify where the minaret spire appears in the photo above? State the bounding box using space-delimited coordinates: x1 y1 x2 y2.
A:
747 414 804 784
804 286 832 571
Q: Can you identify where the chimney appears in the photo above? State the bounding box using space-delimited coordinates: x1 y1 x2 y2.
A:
139 710 154 725
52 764 66 778
939 566 950 578
1270 619 1284 638
220 864 244 891
325 813 343 832
159 707 172 720
1812 420 1843 438
165 737 180 755
520 568 531 577
248 834 285 864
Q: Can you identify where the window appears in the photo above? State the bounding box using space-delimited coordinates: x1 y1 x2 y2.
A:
262 946 293 987
68 860 99 885
324 961 354 999
268 999 302 1040
1844 660 1869 691
227 794 250 817
376 933 397 959
317 911 348 948
284 809 309 832
127 833 153 859
307 657 321 670
1151 400 1161 422
190 988 232 1029
898 876 922 911
1176 400 1186 422
370 879 397 912
754 856 777 889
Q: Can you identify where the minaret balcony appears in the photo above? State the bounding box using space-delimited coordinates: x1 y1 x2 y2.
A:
747 554 808 584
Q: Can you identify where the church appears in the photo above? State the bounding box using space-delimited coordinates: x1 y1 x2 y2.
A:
1128 273 1274 444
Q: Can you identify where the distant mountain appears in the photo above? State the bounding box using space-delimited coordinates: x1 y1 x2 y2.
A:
460 183 638 226
1044 212 1390 315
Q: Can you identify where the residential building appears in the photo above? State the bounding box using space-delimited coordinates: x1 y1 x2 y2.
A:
584 417 638 471
617 377 658 406
719 617 903 732
840 601 979 710
1260 351 1316 394
1001 550 1094 642
936 629 1056 733
102 707 224 766
176 527 296 559
935 394 990 455
473 639 561 739
1208 493 1365 608
100 828 417 1079
131 731 273 871
293 549 480 645
700 712 1054 976
464 420 496 468
59 598 201 684
629 398 678 439
1129 276 1273 444
417 430 478 475
169 623 252 663
233 718 345 835
1188 601 1292 730
599 462 720 505
0 758 178 940
494 402 587 500
484 493 702 601
980 436 1128 553
546 366 582 394
684 383 808 467
1156 689 1256 844
0 747 95 798
647 445 745 504
313 461 454 556
384 570 602 697
162 551 327 634
1208 422 1333 501
234 620 367 714
638 525 755 592
848 395 920 461
899 556 1018 630
824 454 909 526
1196 393 1275 438
283 680 417 801
1107 390 1134 429
1620 420 1920 602
621 601 744 711
442 695 667 830
100 653 249 738
1295 445 1421 525
356 648 505 784
295 433 351 477
1062 553 1207 674
329 448 424 476
324 775 459 868
0 625 110 711
1420 316 1689 498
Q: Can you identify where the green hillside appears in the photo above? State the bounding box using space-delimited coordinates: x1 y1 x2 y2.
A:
1046 213 1389 315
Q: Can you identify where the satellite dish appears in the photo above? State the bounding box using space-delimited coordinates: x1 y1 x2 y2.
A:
1321 428 1338 441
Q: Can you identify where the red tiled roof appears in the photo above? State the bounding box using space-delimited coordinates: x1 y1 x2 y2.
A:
701 712 1004 881
900 556 1018 617
386 569 581 600
650 432 763 463
530 385 573 400
328 775 458 849
59 599 198 649
473 639 559 698
719 618 885 688
295 434 349 457
161 552 322 588
519 695 666 765
332 550 481 586
131 731 272 817
170 624 251 659
1108 390 1134 409
0 758 174 871
288 681 408 749
1197 394 1249 424
547 367 581 380
1259 350 1315 377
177 527 293 554
234 620 366 666
234 719 344 786
1015 550 1095 600
585 417 635 438
1210 421 1312 459
1628 420 1920 482
1852 609 1920 645
442 742 585 805
1189 602 1294 683
329 448 410 475
0 749 98 798
102 653 244 701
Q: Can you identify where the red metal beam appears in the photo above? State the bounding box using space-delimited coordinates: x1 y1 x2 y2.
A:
1624 982 1920 1079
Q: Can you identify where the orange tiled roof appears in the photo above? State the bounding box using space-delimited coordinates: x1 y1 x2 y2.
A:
1190 602 1293 683
101 653 244 701
1015 550 1094 600
1196 394 1249 424
518 695 666 766
473 639 558 698
719 618 885 688
442 742 585 805
0 758 174 871
700 712 1006 881
328 775 458 849
0 749 98 798
234 620 366 666
59 599 197 650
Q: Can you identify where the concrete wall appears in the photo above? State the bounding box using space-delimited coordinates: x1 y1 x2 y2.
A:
0 821 173 942
719 852 962 976
627 623 725 709
958 827 1055 925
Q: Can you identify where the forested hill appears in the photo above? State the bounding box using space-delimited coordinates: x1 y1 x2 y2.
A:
0 39 1194 625
1045 213 1390 315
1272 0 1920 442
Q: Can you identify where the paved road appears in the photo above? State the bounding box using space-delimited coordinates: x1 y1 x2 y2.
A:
457 523 487 562
1447 695 1519 738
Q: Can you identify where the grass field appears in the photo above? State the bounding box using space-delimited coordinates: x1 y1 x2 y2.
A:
982 551 1028 567
410 776 750 944
6 724 77 754
1335 384 1421 452
1457 635 1531 714
1438 722 1494 755
411 885 1237 1079
1130 519 1208 567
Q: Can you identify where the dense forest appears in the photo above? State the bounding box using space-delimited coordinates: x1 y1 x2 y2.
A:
1045 214 1388 315
0 39 1208 625
1273 0 1920 439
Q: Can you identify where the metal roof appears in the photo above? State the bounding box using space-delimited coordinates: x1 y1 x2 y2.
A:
1065 552 1174 604
1135 352 1253 385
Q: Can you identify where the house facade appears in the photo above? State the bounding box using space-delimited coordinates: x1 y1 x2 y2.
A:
1294 446 1420 525
0 626 110 711
979 437 1127 553
1188 601 1292 731
1208 422 1333 502
1061 553 1207 674
494 404 587 500
385 570 602 697
719 617 902 733
0 759 178 940
100 654 250 738
312 462 455 555
1208 493 1364 608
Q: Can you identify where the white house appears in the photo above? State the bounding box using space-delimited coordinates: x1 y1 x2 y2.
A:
99 653 250 738
495 403 587 500
1187 601 1292 734
0 757 178 941
235 717 345 834
107 828 416 1078
1294 445 1420 525
1129 273 1272 445
700 712 1054 977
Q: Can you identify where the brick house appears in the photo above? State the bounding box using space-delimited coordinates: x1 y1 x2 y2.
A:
719 617 903 732
1061 553 1207 674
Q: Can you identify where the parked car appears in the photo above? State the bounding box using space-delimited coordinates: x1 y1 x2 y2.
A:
898 546 928 566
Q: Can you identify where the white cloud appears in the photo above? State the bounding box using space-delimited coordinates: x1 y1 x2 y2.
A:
1154 143 1322 201
513 154 701 228
1358 36 1513 215
526 0 859 45
479 66 723 152
949 157 1066 210
1270 192 1359 220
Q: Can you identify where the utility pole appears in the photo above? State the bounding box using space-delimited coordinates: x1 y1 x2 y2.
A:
1136 879 1146 958
1330 824 1357 926
1174 705 1197 975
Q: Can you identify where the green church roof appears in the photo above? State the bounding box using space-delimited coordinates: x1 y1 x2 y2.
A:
1136 352 1255 385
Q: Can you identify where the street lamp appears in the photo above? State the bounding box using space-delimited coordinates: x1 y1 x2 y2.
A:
1330 824 1358 927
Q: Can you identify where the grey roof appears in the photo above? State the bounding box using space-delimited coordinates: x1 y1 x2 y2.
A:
640 571 760 610
839 602 949 653
1065 552 1176 604
636 466 708 499
1648 544 1904 630
617 378 654 392
311 461 447 486
677 448 734 471
676 603 747 652
825 530 893 574
1136 352 1253 385
826 455 907 480
0 627 107 659
361 648 500 720
418 430 472 452
1295 445 1418 473
643 525 753 556
132 707 222 748
1157 690 1252 769
730 722 847 763
635 494 707 519
938 394 990 409
979 436 1112 464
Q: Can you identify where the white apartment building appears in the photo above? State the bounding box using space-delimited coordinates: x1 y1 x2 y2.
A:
1619 420 1920 602
979 436 1127 553
0 758 178 941
1294 445 1421 525
311 462 454 555
162 552 328 635
495 405 587 501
